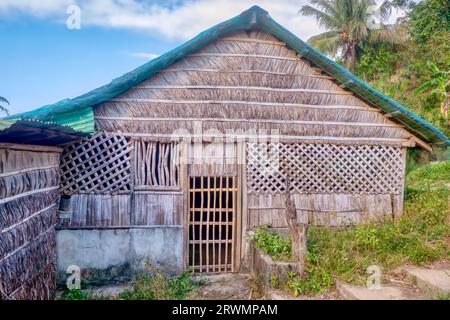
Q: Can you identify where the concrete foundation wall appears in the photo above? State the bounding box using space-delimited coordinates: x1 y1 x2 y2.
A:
56 226 184 284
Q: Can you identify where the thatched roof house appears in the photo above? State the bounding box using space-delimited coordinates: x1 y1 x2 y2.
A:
1 6 449 284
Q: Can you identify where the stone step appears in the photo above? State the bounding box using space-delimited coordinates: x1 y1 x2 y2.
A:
268 288 302 300
406 267 450 297
337 282 409 300
85 284 132 298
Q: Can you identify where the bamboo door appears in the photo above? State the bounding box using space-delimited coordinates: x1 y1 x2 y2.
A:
188 175 237 273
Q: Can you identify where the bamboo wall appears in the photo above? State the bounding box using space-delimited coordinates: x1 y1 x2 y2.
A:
0 144 61 300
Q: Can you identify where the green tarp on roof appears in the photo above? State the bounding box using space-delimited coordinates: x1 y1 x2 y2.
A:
4 6 449 146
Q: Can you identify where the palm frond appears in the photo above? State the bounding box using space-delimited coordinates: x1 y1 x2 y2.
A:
308 0 339 17
349 20 369 41
368 24 406 44
377 0 393 22
308 32 342 57
0 96 9 105
300 5 339 30
314 37 342 58
0 96 10 116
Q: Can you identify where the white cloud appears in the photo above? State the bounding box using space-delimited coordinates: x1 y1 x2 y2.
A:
130 52 159 59
0 1 407 41
0 0 323 41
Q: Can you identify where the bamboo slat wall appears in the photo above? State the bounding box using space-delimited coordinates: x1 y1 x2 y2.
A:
0 144 61 300
247 193 395 227
187 141 238 177
94 30 414 145
58 194 131 228
58 192 183 228
132 191 183 226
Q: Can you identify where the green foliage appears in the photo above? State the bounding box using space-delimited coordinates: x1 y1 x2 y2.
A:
351 0 450 136
62 289 92 300
270 273 280 288
355 44 402 81
119 271 196 300
254 227 292 261
436 292 450 300
409 0 449 43
417 62 450 96
406 160 450 190
285 161 449 296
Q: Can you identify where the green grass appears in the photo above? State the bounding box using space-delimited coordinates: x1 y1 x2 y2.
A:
436 292 450 300
406 160 450 191
62 288 92 300
119 271 197 300
286 161 449 296
254 227 292 261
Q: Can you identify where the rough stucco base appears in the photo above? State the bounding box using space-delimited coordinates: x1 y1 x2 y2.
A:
56 227 184 284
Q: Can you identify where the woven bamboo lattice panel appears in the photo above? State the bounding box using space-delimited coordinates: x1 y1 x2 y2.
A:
60 132 133 194
246 143 404 195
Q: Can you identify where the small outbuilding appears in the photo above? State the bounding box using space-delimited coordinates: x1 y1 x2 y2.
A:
1 6 449 286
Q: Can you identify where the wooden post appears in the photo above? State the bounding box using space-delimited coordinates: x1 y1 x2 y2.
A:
285 175 308 274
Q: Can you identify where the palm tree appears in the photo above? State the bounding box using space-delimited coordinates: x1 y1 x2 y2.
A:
300 0 406 73
0 96 9 116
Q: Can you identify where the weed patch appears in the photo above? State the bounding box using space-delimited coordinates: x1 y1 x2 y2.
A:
254 227 292 261
119 271 197 300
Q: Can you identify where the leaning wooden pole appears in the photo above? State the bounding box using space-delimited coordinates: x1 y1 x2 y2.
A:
284 174 308 274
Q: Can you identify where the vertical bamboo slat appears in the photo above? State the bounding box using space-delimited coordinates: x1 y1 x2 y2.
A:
206 176 210 272
224 176 229 272
231 176 237 272
218 176 223 272
199 177 204 272
212 176 216 272
191 181 195 271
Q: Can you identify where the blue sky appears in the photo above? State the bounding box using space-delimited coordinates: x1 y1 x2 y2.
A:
1 15 178 114
0 0 404 115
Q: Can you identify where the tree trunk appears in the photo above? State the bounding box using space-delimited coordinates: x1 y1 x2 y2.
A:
285 178 308 273
350 43 356 74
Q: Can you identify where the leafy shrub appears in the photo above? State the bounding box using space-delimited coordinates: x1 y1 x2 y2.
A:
119 271 196 300
254 227 292 261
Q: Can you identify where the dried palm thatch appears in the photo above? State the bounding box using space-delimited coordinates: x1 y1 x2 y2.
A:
0 229 56 299
0 205 58 260
7 262 56 300
0 190 59 230
0 168 60 200
0 145 60 300
94 30 413 144
0 148 60 174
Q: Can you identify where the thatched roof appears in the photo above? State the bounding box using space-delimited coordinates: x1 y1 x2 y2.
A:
3 6 449 146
